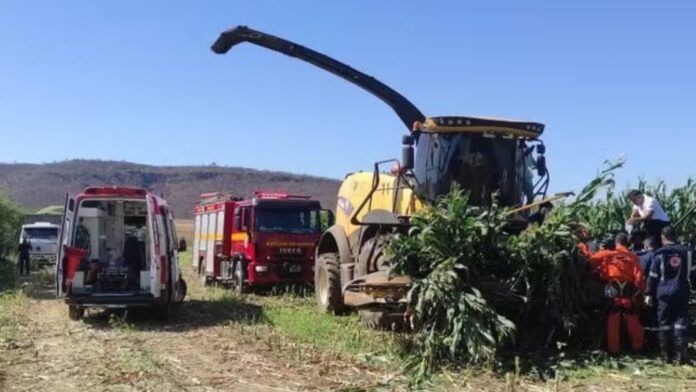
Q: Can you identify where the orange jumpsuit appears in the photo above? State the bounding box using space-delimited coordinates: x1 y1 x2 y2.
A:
589 245 645 353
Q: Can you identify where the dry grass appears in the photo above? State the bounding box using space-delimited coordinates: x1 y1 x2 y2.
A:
174 219 194 244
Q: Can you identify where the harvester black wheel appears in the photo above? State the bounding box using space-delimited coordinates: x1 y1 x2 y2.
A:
315 252 344 314
358 308 406 331
356 236 390 278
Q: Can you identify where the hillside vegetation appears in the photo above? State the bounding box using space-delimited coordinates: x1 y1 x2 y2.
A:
0 160 341 218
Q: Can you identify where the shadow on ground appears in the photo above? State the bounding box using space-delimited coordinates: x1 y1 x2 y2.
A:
78 297 264 332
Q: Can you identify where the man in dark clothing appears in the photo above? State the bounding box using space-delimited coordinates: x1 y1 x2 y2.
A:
645 226 693 364
17 238 32 275
636 237 658 352
637 237 658 277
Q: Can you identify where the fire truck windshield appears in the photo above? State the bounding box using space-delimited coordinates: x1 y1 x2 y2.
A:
255 208 321 234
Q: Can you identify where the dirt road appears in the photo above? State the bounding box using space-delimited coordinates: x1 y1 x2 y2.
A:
0 269 390 392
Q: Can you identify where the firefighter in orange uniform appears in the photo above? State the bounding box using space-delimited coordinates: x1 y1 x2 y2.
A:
589 232 645 353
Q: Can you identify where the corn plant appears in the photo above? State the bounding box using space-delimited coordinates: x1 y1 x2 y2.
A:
0 191 22 259
388 161 622 380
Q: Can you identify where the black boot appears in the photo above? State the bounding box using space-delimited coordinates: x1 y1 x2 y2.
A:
658 331 672 363
674 331 687 365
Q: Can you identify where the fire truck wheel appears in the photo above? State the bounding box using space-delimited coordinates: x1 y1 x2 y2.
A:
315 252 344 314
358 308 405 331
68 305 84 321
233 260 250 294
200 263 211 286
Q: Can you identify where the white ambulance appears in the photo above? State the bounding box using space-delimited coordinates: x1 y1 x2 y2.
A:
56 186 187 320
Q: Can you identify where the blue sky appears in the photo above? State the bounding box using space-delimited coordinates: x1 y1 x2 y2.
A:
1 1 694 193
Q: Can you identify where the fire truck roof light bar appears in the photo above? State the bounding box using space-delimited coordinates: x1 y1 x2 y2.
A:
254 191 311 200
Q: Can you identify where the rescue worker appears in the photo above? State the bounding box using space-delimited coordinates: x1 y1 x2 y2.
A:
627 190 670 247
645 226 693 364
636 237 658 352
16 238 32 275
589 232 645 354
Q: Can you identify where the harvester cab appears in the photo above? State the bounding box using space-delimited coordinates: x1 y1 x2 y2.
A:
211 25 558 327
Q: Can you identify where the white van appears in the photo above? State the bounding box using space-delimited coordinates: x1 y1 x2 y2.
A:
56 186 187 320
19 221 60 265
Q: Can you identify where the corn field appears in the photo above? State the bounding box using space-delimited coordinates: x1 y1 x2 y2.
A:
388 161 696 380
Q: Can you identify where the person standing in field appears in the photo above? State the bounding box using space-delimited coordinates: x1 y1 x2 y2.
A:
627 190 670 247
645 226 693 364
17 238 32 275
636 237 658 352
589 233 645 354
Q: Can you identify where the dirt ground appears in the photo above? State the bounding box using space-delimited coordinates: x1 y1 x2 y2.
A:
4 264 696 392
0 268 392 392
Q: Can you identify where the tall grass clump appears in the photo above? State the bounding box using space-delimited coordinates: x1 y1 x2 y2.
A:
0 190 23 261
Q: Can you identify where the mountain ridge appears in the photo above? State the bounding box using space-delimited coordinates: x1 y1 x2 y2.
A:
0 159 341 218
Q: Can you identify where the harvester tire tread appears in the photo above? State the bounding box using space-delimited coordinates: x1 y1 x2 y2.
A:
358 308 405 331
315 252 344 314
357 235 391 277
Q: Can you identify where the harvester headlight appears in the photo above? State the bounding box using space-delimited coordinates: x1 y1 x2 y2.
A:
255 265 269 272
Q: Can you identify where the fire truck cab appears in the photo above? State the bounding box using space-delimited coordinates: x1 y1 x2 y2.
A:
56 187 187 320
193 191 333 292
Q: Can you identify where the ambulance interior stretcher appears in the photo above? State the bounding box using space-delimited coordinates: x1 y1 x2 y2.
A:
70 199 151 294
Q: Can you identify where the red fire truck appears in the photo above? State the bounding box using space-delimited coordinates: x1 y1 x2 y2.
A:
192 191 333 292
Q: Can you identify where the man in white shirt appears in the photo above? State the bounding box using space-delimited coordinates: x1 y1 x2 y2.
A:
627 190 671 246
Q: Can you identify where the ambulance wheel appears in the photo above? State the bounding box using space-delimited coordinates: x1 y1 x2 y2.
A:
315 252 344 314
174 278 187 303
68 305 84 321
233 260 250 294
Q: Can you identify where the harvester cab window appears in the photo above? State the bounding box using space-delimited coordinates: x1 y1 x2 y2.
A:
415 133 520 206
